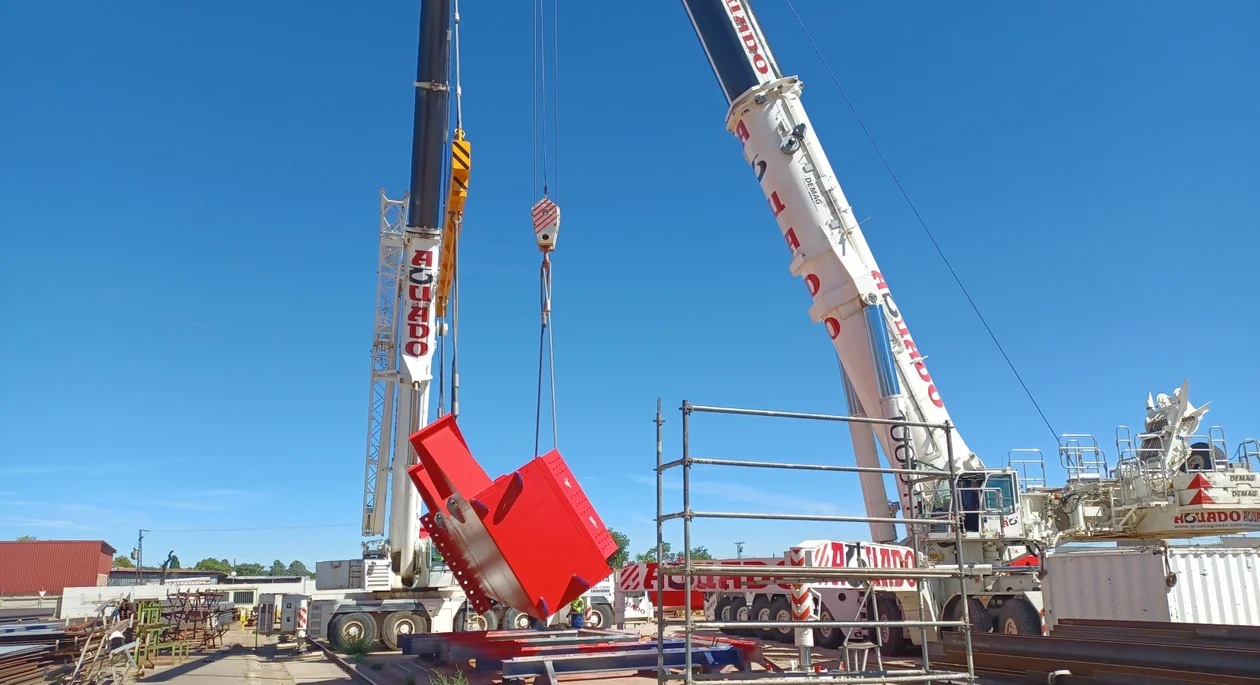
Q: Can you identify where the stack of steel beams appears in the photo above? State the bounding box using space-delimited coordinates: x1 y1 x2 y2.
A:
932 618 1260 684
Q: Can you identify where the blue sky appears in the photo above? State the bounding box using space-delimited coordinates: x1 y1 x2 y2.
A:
2 1 1257 570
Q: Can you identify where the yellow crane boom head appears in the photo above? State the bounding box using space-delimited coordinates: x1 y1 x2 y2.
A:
436 129 470 319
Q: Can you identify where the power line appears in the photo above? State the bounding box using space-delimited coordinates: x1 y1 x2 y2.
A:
781 0 1059 441
146 524 356 534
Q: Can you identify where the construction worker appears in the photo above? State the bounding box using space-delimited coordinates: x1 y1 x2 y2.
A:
569 596 587 629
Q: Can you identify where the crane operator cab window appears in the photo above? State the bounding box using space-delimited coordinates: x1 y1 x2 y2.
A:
954 472 1017 534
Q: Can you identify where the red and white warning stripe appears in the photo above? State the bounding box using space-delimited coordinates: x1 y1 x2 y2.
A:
787 546 814 622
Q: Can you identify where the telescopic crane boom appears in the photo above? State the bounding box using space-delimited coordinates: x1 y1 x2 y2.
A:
385 0 453 587
678 1 983 544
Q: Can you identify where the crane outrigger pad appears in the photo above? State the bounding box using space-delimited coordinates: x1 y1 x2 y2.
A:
407 414 616 621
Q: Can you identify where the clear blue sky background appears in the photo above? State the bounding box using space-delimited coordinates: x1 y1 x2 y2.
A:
2 1 1257 571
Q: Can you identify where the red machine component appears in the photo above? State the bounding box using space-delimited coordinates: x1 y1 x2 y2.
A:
407 414 616 621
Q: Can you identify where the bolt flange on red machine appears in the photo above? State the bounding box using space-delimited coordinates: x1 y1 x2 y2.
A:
407 414 616 622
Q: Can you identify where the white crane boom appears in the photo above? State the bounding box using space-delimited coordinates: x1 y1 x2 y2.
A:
679 1 984 537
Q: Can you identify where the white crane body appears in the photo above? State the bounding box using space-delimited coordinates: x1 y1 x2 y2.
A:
679 0 1260 641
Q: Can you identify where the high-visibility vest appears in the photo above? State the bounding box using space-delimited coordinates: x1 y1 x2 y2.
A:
571 597 587 612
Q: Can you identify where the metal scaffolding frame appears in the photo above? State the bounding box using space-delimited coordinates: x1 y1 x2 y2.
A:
653 399 980 685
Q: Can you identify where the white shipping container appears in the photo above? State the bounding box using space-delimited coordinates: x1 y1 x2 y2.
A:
1043 545 1260 629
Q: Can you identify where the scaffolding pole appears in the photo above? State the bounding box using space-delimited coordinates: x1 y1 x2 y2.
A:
654 399 980 685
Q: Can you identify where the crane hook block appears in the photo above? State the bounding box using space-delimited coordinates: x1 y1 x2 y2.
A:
532 197 560 252
406 414 615 620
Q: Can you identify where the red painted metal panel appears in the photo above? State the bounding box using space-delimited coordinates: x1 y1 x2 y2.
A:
408 415 615 621
0 540 116 596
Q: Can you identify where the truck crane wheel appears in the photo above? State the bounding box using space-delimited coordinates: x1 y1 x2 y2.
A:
769 597 794 643
944 596 990 634
996 598 1042 635
728 597 754 636
454 607 499 632
715 597 735 634
500 608 534 631
587 603 614 629
381 610 428 651
874 597 909 657
750 596 775 640
814 605 843 649
329 612 378 652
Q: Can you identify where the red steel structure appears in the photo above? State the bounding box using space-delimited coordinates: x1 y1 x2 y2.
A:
407 414 616 621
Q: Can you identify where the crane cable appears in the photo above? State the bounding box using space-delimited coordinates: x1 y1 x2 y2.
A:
532 0 560 457
782 0 1058 441
439 0 467 419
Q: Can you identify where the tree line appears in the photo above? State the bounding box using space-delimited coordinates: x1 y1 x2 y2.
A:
606 529 713 569
113 554 313 578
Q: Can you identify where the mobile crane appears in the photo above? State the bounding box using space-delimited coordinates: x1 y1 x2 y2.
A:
675 0 1260 643
309 0 617 652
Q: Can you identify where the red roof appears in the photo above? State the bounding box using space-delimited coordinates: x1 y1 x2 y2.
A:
0 540 116 596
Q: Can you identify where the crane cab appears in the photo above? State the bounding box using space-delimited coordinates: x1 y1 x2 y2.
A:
924 470 1023 540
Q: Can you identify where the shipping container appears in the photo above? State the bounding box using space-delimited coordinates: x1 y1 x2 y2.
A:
1043 545 1260 628
0 540 115 597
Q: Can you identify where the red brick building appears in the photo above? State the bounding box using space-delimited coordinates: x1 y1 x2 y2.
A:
0 540 116 596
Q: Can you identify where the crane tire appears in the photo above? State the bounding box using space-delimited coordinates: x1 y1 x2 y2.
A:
769 597 794 643
714 597 735 634
944 597 991 634
501 608 534 631
382 610 427 651
750 596 775 639
330 612 379 652
588 603 614 629
997 598 1042 635
728 597 754 636
815 605 843 649
454 607 498 632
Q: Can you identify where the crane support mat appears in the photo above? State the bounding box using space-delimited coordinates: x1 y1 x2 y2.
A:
403 628 759 683
407 414 616 621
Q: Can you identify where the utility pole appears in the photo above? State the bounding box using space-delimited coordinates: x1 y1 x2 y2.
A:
135 529 149 586
735 541 745 559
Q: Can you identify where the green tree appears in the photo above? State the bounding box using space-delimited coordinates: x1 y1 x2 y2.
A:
234 562 265 576
689 546 713 560
607 529 631 569
287 560 310 576
634 542 672 563
114 555 134 568
194 558 232 573
16 535 36 541
269 559 288 576
168 554 181 570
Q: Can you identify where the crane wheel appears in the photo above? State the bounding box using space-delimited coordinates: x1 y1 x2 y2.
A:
814 605 842 649
715 597 734 634
501 608 534 631
769 597 794 643
587 603 614 629
997 598 1042 635
382 610 428 651
750 596 775 640
728 597 754 636
874 597 909 657
330 612 378 652
455 607 499 632
944 597 990 634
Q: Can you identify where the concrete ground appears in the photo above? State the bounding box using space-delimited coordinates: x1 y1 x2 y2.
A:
135 626 355 685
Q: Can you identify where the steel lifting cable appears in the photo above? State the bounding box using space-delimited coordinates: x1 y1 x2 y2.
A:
450 0 464 418
782 0 1058 441
532 0 560 457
